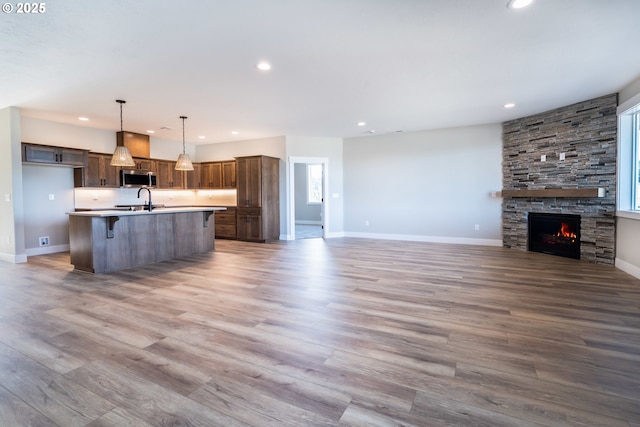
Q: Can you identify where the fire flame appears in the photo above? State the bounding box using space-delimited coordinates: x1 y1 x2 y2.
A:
557 222 576 239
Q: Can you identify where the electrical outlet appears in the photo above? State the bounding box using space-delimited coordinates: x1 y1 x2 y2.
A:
559 152 566 161
474 224 480 231
541 154 547 162
48 194 55 200
365 220 369 226
39 236 50 246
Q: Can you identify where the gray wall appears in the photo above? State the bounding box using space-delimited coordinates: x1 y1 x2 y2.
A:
22 165 75 254
343 124 502 244
294 163 321 223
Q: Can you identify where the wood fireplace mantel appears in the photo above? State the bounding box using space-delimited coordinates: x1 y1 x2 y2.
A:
501 188 606 198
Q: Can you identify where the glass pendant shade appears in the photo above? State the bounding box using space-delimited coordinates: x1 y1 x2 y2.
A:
111 99 136 167
175 153 194 171
175 115 194 171
111 146 136 167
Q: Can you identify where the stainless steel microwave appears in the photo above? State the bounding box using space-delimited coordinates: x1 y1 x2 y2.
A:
120 170 157 187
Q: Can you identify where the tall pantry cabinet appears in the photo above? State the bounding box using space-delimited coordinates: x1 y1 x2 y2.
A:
236 155 280 242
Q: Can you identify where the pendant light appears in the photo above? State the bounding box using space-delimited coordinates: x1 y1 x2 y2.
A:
175 115 194 171
110 99 136 167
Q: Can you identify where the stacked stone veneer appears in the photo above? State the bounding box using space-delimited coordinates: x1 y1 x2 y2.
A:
502 94 617 265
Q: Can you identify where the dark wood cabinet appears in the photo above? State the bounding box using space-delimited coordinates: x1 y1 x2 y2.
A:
185 163 202 189
116 131 150 158
74 152 120 187
236 155 279 242
201 162 222 188
156 160 184 189
201 160 236 189
23 143 88 167
222 161 236 188
215 207 237 239
133 157 156 171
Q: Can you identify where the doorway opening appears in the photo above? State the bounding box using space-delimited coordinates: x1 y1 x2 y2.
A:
288 157 329 240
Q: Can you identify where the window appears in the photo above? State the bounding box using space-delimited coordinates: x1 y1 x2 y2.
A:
634 111 640 210
306 164 323 204
617 95 640 212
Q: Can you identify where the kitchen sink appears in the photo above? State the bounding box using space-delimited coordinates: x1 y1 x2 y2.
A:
114 204 166 211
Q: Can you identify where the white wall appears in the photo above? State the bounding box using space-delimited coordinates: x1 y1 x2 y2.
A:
615 75 640 279
0 107 26 262
195 136 286 161
343 124 502 245
22 115 196 160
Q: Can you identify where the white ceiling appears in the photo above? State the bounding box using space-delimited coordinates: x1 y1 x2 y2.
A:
2 0 640 145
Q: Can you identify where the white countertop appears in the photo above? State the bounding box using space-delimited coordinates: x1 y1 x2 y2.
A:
67 206 227 217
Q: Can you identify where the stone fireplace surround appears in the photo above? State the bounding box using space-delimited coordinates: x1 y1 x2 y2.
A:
502 94 617 265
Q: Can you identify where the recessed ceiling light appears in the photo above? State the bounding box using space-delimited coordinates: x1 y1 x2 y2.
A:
507 0 534 9
146 130 155 134
504 103 516 109
357 122 366 126
231 131 239 135
256 62 271 71
78 117 89 121
198 135 205 139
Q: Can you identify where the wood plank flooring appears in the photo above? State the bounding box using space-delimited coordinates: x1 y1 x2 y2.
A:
0 238 639 426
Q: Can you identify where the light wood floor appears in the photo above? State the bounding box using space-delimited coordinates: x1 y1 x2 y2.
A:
1 238 639 426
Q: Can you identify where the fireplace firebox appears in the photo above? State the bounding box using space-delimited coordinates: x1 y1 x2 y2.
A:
528 213 580 260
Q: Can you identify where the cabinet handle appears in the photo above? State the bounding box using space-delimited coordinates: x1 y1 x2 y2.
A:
59 154 62 162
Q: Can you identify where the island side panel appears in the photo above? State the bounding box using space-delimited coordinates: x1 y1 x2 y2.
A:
69 215 95 273
104 216 136 273
126 214 158 268
156 213 176 262
174 212 209 257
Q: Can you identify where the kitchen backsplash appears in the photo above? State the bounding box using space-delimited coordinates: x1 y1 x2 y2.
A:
74 188 237 209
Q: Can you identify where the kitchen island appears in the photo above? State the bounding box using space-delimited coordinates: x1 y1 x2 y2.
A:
67 207 225 273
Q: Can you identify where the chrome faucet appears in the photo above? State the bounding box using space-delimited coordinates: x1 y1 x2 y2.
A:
137 187 152 211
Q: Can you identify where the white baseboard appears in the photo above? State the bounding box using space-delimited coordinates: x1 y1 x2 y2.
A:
25 244 70 257
615 257 640 280
0 252 28 263
342 232 503 247
325 231 346 238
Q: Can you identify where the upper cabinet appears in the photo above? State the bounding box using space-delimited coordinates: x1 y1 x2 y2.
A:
116 131 150 158
185 163 202 189
222 161 237 188
74 152 119 187
22 143 88 167
201 162 222 189
156 160 184 189
201 160 236 189
133 157 156 171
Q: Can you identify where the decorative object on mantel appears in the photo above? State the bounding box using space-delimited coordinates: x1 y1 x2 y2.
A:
110 100 136 167
501 188 605 198
175 115 194 171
